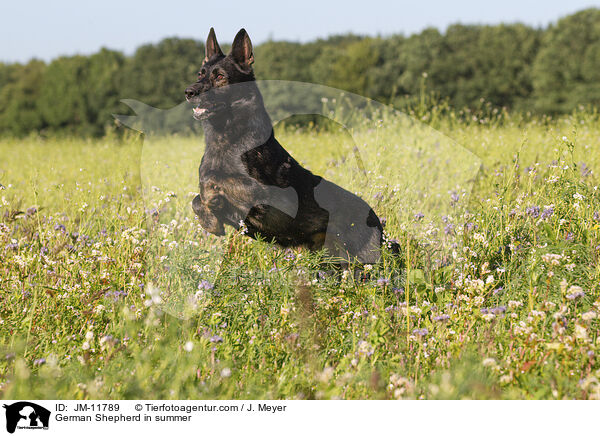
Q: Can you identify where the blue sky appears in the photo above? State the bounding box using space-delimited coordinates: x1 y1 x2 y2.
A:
1 0 599 63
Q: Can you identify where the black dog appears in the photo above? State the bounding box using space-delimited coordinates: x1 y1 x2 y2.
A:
185 28 395 264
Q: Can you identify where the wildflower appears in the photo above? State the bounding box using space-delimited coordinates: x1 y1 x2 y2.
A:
183 341 194 352
357 340 374 357
198 280 214 291
221 368 232 378
485 306 506 315
432 314 450 322
414 212 424 220
566 286 585 300
541 253 562 266
581 311 597 321
500 374 513 384
482 313 495 321
541 206 554 220
412 328 428 338
85 331 94 341
482 358 496 367
210 335 223 343
318 367 335 383
82 342 90 351
444 223 454 235
526 206 540 218
574 324 589 340
377 277 390 287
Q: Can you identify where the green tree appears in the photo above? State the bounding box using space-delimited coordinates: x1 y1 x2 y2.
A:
37 55 90 133
0 60 46 136
119 38 205 109
533 8 600 113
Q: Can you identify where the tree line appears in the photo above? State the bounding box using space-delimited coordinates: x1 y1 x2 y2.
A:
1 8 599 137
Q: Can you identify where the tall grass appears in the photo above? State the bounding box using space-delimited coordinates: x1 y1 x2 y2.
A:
0 108 599 399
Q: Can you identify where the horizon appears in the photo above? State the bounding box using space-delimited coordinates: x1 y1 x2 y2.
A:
1 0 599 64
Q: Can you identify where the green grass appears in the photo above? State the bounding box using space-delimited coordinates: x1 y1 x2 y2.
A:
1 109 600 399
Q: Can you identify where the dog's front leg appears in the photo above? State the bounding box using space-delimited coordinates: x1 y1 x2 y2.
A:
192 194 225 236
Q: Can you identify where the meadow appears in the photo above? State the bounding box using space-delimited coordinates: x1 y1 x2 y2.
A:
1 107 599 399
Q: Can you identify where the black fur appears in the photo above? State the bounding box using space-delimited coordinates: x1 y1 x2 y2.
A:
185 28 392 264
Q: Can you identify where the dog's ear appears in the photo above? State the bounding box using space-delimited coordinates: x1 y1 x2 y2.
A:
204 27 223 63
230 28 254 71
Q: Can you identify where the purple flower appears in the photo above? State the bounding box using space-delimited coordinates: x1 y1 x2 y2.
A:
444 223 454 235
565 232 574 242
594 211 600 222
541 207 554 220
412 328 428 337
393 287 404 296
450 192 460 203
526 205 540 218
566 291 585 300
198 280 214 291
54 224 66 232
432 314 450 322
33 358 46 366
414 212 424 220
377 277 390 287
209 335 223 343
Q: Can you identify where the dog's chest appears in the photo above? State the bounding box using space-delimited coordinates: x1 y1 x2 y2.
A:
198 148 261 206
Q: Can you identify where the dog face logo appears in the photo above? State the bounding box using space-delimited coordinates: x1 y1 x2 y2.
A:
2 402 50 433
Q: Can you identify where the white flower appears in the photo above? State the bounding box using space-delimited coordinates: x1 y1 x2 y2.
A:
541 253 562 266
482 358 496 367
581 311 597 321
82 342 90 351
575 324 589 340
85 331 94 341
183 341 194 352
221 368 232 378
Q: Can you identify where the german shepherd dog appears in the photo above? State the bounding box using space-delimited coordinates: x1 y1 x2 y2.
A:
185 28 396 264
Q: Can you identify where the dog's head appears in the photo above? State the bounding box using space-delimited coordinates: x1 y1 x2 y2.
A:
185 28 256 121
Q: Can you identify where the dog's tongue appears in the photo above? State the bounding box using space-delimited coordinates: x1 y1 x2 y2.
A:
193 107 207 115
